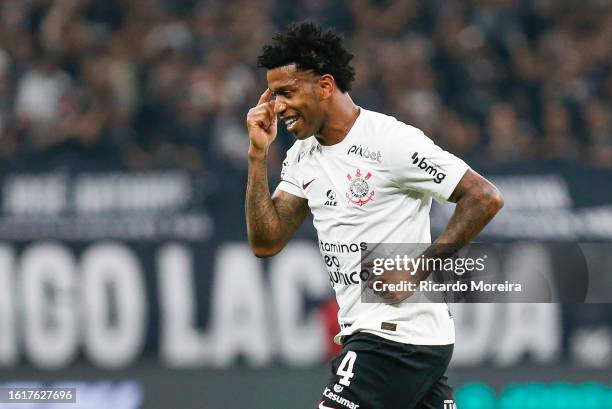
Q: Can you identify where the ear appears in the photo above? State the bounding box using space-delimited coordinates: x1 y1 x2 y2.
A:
317 74 335 100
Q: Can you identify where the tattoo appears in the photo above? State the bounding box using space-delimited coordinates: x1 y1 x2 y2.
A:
245 155 308 255
415 170 503 269
435 169 503 247
272 191 309 239
368 170 502 303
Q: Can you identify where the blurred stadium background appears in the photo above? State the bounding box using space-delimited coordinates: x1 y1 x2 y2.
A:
0 0 611 408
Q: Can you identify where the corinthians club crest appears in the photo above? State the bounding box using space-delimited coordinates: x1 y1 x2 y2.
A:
346 169 375 206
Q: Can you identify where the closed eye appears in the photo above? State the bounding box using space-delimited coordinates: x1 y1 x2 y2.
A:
272 89 292 98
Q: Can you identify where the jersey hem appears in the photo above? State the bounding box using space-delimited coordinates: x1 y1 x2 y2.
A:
334 328 455 346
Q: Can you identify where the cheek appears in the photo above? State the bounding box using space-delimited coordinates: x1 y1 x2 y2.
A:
303 99 319 116
308 103 324 124
300 107 316 127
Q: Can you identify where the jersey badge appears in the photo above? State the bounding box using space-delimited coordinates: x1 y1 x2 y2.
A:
346 169 375 206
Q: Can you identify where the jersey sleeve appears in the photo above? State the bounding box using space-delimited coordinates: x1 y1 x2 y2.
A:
275 142 306 199
388 124 470 202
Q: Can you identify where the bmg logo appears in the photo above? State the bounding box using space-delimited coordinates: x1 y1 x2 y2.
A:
411 152 446 184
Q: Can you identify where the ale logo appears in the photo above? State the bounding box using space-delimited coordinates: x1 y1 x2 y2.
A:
325 189 338 207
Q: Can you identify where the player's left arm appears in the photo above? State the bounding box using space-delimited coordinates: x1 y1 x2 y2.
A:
369 170 503 303
436 169 503 245
418 169 503 266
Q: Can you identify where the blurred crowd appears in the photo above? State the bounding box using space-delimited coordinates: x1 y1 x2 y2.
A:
0 0 611 174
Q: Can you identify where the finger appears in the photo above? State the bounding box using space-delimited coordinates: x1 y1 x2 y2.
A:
262 100 276 124
250 104 276 125
257 88 273 105
367 275 383 290
247 110 270 130
268 98 276 118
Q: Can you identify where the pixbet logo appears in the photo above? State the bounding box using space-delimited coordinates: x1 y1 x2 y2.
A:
411 152 446 184
347 145 382 162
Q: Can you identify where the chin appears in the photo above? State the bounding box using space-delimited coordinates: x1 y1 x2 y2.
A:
293 130 310 140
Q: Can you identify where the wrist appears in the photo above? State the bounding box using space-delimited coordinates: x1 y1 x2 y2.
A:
248 145 268 160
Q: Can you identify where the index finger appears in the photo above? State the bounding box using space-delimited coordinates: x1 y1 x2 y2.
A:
257 88 273 105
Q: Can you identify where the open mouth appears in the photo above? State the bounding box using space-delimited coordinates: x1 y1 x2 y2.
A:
284 116 300 132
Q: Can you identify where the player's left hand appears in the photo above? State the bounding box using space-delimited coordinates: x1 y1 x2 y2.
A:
365 263 421 304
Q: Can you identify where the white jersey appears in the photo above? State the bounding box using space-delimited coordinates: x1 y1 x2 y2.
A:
276 108 469 345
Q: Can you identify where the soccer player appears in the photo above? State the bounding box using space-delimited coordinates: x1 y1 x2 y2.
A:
245 22 503 409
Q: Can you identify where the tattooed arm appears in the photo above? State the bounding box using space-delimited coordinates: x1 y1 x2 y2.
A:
369 169 503 303
437 170 503 241
245 88 309 257
246 154 309 258
424 169 504 259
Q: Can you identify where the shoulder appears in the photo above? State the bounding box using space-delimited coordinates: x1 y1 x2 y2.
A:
361 108 426 141
360 109 432 156
360 108 397 130
280 138 319 178
283 139 306 163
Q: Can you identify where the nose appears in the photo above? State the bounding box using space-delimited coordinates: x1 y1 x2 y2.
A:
274 98 287 115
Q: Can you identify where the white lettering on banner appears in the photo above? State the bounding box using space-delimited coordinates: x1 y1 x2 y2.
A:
452 303 561 367
3 174 67 215
0 241 566 368
21 244 78 369
212 244 272 367
493 244 560 365
433 175 612 240
74 172 191 213
449 243 561 366
489 175 572 211
158 244 215 366
450 303 496 366
0 246 17 366
506 244 558 302
82 243 147 369
494 303 560 365
270 242 329 366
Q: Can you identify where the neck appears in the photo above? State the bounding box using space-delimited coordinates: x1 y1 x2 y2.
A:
315 93 360 146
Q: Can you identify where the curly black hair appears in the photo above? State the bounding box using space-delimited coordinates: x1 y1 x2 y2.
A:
257 21 355 92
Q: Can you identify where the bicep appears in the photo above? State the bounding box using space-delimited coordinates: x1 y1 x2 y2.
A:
272 189 309 242
448 169 499 203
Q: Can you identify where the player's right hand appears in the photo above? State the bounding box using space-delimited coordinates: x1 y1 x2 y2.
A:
246 88 277 155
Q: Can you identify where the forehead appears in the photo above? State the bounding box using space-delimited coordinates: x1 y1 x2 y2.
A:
266 64 316 90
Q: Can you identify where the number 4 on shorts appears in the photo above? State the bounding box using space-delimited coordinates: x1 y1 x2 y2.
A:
336 351 357 386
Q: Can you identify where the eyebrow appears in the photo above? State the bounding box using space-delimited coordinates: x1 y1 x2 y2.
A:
271 87 293 96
